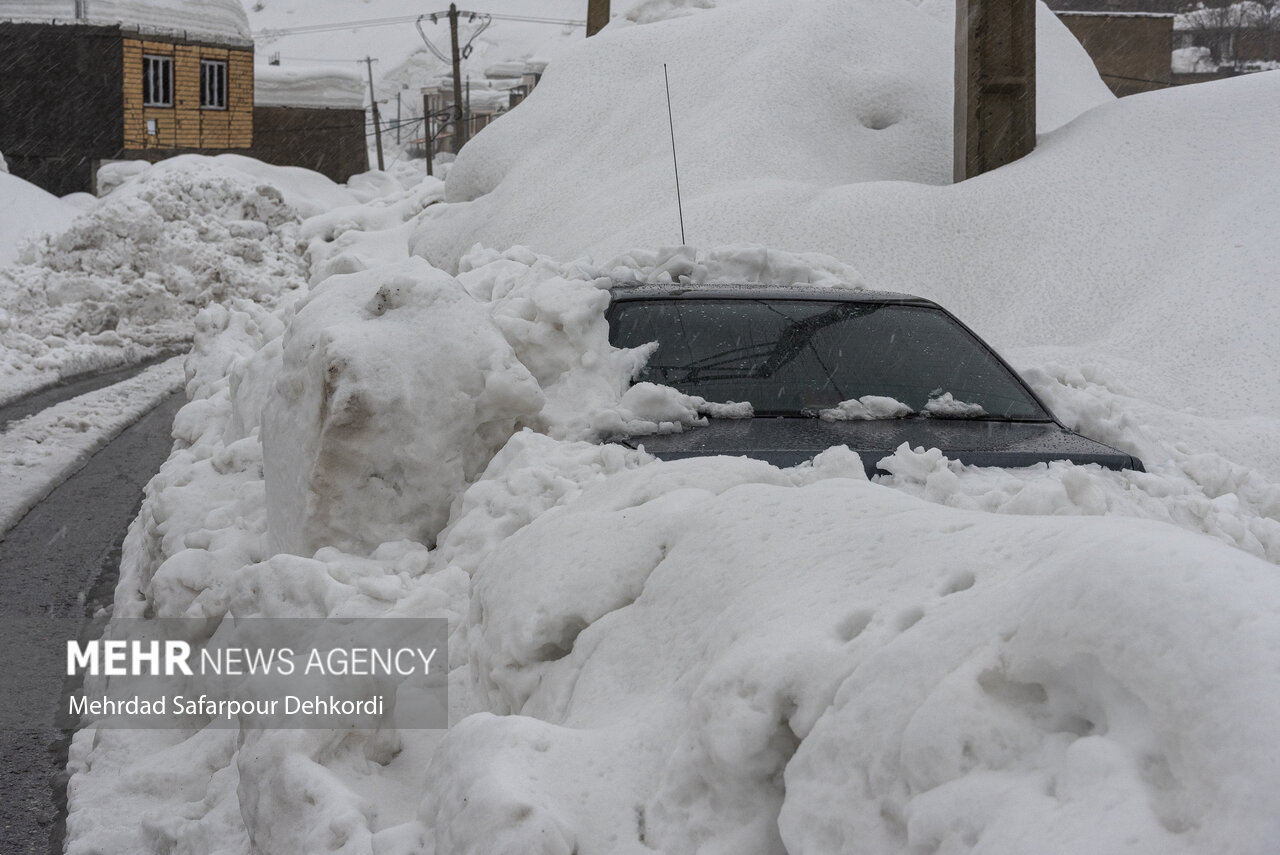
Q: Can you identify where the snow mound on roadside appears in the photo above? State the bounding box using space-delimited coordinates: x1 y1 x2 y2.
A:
455 467 1280 855
260 242 850 557
0 172 81 268
0 157 314 403
262 258 545 557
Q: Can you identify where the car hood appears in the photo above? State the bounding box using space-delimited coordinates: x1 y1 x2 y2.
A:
615 418 1143 476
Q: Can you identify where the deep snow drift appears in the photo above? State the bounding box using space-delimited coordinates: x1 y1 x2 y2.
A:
412 0 1112 269
49 2 1280 855
0 155 362 404
0 172 81 267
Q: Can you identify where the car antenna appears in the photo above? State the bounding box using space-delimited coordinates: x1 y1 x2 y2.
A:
663 63 687 245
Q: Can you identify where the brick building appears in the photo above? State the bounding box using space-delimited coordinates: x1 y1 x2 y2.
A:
119 33 254 152
0 0 256 194
1 0 370 195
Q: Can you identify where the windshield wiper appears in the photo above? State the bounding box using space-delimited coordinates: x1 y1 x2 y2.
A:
752 302 881 379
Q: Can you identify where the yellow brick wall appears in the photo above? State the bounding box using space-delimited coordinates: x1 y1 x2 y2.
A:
227 50 254 148
123 38 253 151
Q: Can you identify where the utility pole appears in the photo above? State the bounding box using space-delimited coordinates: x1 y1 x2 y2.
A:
427 92 437 175
364 56 385 171
396 91 402 144
422 92 434 176
449 3 467 153
587 0 609 36
954 0 1035 182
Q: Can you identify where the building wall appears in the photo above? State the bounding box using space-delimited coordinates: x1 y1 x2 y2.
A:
249 106 369 183
121 36 253 150
0 22 123 195
1056 14 1173 96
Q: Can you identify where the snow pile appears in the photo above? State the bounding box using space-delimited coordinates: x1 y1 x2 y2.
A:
410 0 1112 270
0 171 81 267
57 2 1280 853
300 176 446 282
0 0 251 42
820 395 913 421
254 62 366 109
262 259 545 557
0 155 355 403
452 464 1280 855
1172 45 1215 73
261 242 849 558
68 235 1280 855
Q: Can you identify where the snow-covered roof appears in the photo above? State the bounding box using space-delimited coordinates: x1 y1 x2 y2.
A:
255 63 365 110
0 0 251 44
483 61 527 80
1054 9 1174 16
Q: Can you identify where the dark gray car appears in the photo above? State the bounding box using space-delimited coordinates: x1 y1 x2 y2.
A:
606 283 1144 477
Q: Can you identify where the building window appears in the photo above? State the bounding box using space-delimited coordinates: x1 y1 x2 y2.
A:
201 60 227 110
143 55 173 106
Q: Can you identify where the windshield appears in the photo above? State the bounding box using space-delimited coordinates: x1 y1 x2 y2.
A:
608 298 1050 420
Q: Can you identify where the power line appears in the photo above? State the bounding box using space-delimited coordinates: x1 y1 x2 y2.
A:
255 11 584 38
271 55 366 64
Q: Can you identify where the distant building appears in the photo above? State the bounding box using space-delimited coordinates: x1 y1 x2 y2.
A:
252 64 369 184
1053 10 1175 95
1174 2 1280 74
1 1 372 195
0 0 255 194
1046 0 1278 95
421 60 546 155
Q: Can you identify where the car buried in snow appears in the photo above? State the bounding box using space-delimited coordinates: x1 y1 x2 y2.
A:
605 283 1144 477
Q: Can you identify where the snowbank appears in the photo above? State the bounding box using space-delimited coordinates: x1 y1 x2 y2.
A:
0 155 357 404
420 60 1280 484
67 237 1280 855
0 0 251 42
410 0 1111 270
58 3 1280 854
453 462 1280 855
255 62 366 109
262 259 544 556
0 172 81 267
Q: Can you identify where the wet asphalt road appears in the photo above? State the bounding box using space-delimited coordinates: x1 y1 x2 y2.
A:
0 390 184 855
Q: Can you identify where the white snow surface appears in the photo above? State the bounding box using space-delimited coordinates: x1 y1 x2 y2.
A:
820 394 914 421
0 172 81 267
411 0 1112 270
0 155 355 404
254 62 366 109
0 0 251 41
46 4 1280 855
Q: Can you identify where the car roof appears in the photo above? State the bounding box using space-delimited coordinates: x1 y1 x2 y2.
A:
607 280 937 306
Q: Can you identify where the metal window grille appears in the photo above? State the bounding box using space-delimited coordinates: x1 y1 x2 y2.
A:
200 60 227 110
143 55 173 107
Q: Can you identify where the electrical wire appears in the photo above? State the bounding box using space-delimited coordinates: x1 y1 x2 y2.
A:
255 11 584 38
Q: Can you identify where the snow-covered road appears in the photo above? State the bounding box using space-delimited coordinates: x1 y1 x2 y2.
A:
0 357 185 539
0 387 184 855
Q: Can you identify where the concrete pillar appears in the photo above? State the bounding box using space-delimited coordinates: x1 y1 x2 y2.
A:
587 0 610 37
954 0 1036 182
